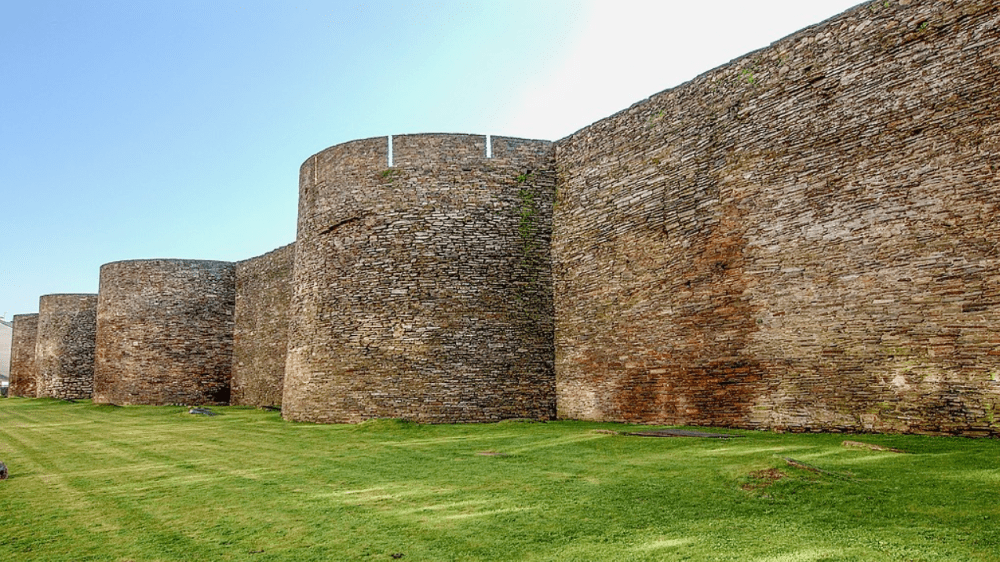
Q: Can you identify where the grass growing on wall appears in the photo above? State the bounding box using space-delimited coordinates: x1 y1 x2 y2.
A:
1 398 999 561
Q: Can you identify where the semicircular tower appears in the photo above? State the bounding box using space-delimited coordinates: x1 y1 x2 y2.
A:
93 259 236 405
9 313 40 397
36 294 98 399
284 133 557 423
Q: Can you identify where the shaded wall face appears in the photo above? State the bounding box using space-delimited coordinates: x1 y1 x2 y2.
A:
554 0 1000 435
93 260 236 406
9 314 39 397
231 244 294 407
35 295 98 400
285 134 557 423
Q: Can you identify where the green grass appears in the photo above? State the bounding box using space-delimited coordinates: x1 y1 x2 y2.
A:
1 398 998 561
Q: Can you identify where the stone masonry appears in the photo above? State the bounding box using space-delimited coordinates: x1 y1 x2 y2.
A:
93 260 236 405
35 294 98 400
283 134 556 423
231 243 294 407
11 0 1000 435
553 0 1000 436
9 314 39 397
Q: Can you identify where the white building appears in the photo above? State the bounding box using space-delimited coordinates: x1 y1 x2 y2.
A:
0 318 12 389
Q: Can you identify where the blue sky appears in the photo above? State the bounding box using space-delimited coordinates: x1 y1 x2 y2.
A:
1 0 860 318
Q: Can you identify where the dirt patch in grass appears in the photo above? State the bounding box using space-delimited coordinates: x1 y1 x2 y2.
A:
741 468 786 491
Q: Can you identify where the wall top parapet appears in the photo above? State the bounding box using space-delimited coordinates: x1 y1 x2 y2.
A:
303 133 553 174
99 259 236 270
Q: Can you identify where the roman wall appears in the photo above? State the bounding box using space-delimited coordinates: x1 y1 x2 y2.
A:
8 0 999 436
553 0 1000 435
93 259 236 405
35 294 98 400
283 133 556 423
9 314 39 397
231 243 295 407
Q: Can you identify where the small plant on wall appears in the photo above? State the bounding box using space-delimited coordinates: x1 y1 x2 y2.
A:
517 172 539 257
380 168 398 183
513 171 549 322
739 58 763 87
869 0 891 13
646 109 666 128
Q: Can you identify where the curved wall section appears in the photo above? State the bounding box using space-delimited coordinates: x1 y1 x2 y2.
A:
93 259 236 405
36 294 98 399
553 0 1000 435
9 314 39 397
284 133 557 423
231 243 294 407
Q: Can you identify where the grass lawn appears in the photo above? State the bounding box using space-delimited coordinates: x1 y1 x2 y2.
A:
0 398 998 561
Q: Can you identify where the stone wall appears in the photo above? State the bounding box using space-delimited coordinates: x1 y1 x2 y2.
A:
9 314 39 397
231 243 294 407
35 295 98 399
553 0 1000 435
284 134 557 423
93 260 236 405
9 0 999 435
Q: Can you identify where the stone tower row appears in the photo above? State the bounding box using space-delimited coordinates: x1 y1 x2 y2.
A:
8 248 293 408
9 134 555 424
9 295 98 400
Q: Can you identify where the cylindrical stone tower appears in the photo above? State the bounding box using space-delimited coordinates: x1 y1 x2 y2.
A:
284 133 557 423
35 294 98 399
93 259 236 405
9 313 40 397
